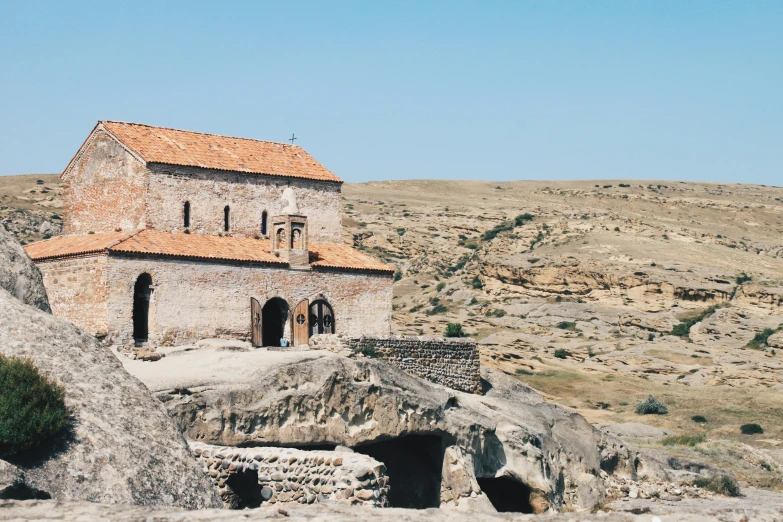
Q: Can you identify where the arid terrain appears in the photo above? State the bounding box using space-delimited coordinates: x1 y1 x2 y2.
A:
3 173 783 493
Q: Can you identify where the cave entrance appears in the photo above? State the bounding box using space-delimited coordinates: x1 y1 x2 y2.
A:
476 476 533 513
224 467 263 509
353 434 443 509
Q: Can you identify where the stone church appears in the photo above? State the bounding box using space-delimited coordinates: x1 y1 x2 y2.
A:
25 121 393 347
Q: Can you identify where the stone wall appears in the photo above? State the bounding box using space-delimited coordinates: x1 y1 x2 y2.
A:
146 164 343 242
63 129 149 235
191 443 388 508
347 336 482 394
35 254 109 336
106 255 392 345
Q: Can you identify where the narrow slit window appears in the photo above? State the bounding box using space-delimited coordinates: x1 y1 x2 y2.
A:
261 211 268 236
183 201 190 228
224 205 230 232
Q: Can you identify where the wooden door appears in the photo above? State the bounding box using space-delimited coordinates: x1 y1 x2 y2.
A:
251 297 263 347
293 299 309 346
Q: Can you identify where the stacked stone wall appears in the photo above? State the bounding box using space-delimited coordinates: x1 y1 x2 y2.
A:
146 164 343 242
63 129 149 235
348 336 482 394
191 443 388 508
36 255 109 336
106 255 392 345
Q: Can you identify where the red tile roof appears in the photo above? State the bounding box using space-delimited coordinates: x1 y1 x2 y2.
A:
25 230 393 273
72 121 342 183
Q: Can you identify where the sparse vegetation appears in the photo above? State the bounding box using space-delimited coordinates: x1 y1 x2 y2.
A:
670 305 720 338
358 344 377 358
692 476 741 497
470 276 482 289
394 270 402 282
0 355 68 456
745 328 777 350
662 433 706 447
427 304 448 315
555 321 577 330
436 282 446 292
736 272 752 284
554 348 570 359
635 394 668 415
692 415 708 423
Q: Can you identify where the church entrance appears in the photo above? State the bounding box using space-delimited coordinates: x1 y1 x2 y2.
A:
133 273 152 343
309 299 335 336
261 298 289 347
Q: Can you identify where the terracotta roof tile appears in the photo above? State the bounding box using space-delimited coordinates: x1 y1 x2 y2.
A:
24 231 140 261
25 231 393 274
98 121 342 183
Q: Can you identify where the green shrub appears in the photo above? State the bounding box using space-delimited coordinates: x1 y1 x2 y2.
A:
692 415 708 423
555 321 577 330
409 304 423 313
662 433 706 447
692 476 741 497
553 348 570 359
396 228 406 236
635 395 668 415
514 213 535 226
358 344 377 358
736 272 752 284
394 270 402 282
470 276 483 289
469 297 478 305
427 304 448 315
444 323 466 338
670 306 720 338
648 333 655 341
482 221 514 241
745 328 776 350
436 282 446 292
528 258 540 264
740 423 763 435
0 355 68 455
515 368 533 376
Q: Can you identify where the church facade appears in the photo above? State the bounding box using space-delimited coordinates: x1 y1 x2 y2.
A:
25 121 393 347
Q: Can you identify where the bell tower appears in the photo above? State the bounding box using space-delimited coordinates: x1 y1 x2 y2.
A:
271 187 309 268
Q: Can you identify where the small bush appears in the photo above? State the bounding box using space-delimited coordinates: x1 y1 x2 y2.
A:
692 476 741 497
470 276 483 289
358 344 377 358
635 395 668 415
662 433 706 447
444 323 466 338
648 333 655 341
670 306 720 338
469 297 478 305
0 355 68 455
736 272 752 284
409 304 423 313
740 423 763 435
514 213 535 226
394 270 402 282
692 415 708 423
553 348 570 359
36 179 44 184
427 304 448 315
555 321 577 330
436 282 446 292
528 258 540 264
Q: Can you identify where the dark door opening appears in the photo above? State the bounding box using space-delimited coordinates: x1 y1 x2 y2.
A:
309 299 335 336
224 468 263 509
476 476 533 513
261 297 288 347
353 435 444 509
133 273 152 342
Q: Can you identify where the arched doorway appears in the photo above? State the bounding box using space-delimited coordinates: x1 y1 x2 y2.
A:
133 273 153 343
262 298 289 347
309 299 335 336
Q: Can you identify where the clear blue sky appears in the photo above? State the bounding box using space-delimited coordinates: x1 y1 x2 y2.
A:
1 1 781 184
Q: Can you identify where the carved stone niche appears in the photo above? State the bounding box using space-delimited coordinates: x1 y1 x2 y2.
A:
271 214 309 268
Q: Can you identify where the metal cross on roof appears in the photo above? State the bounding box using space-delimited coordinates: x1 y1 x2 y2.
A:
289 133 297 145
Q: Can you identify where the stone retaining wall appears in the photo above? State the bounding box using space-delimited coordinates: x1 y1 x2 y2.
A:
347 336 482 394
191 443 388 509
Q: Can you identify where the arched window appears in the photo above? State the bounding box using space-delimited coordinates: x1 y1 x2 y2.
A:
183 201 190 228
224 205 230 232
261 211 268 236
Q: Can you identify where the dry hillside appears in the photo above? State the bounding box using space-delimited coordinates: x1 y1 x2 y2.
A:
3 174 783 489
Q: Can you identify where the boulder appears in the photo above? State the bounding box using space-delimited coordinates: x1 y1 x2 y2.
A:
0 227 49 312
0 227 220 508
151 350 637 512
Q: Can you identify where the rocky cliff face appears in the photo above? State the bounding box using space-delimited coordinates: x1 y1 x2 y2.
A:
0 226 221 508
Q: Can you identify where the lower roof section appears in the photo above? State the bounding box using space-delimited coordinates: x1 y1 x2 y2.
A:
24 229 393 274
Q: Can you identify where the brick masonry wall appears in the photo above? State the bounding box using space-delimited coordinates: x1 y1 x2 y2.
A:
348 336 482 394
191 442 388 508
146 164 343 242
63 129 149 235
36 255 110 336
106 255 392 345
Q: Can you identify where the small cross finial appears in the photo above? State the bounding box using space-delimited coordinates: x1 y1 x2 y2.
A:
289 133 297 145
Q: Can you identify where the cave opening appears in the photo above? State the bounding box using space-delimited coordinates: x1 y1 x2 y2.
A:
224 467 263 509
477 476 533 513
353 434 444 509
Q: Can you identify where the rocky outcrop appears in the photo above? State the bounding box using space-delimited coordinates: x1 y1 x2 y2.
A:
0 227 220 508
155 352 635 512
0 227 49 312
